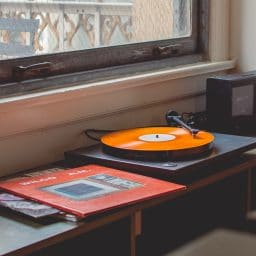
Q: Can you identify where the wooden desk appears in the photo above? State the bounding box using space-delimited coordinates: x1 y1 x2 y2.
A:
1 152 256 256
0 189 184 256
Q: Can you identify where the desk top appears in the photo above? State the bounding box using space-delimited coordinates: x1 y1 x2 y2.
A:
2 151 256 256
0 187 187 256
0 210 78 256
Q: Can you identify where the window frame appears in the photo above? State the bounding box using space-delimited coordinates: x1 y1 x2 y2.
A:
0 0 209 98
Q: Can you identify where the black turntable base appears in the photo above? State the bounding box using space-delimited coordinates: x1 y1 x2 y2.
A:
65 133 256 182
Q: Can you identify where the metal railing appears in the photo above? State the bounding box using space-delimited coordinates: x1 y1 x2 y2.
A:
0 1 132 56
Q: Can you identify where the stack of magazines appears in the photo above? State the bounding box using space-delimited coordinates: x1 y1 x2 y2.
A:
0 164 185 222
0 166 80 222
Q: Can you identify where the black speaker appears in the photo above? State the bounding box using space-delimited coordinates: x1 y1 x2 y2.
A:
206 71 256 134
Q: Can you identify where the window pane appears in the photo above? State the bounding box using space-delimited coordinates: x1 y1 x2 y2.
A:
0 0 192 60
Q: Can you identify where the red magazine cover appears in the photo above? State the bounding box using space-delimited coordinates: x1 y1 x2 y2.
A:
0 165 185 217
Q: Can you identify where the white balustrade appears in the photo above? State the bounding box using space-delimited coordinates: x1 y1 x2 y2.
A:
0 0 132 56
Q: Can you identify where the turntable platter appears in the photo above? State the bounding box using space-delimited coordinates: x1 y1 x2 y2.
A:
101 127 214 160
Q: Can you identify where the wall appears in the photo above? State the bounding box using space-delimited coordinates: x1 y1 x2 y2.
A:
0 66 232 177
0 74 209 176
0 1 232 176
231 0 256 71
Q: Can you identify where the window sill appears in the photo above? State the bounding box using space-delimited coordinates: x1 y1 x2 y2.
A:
0 59 235 140
0 59 235 109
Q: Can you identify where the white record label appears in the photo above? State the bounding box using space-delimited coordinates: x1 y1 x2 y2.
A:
138 134 176 142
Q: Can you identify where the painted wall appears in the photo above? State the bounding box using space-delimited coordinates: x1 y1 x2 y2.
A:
231 0 256 71
0 74 210 176
0 1 232 176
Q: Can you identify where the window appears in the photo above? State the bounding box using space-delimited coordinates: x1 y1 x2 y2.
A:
0 0 208 97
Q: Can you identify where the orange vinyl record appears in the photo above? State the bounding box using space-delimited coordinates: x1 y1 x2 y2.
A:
101 127 214 161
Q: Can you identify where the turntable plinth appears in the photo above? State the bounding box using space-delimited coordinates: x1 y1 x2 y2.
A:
66 133 256 182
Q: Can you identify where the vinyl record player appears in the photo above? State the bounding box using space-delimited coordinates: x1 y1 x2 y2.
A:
65 111 256 182
65 132 256 182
